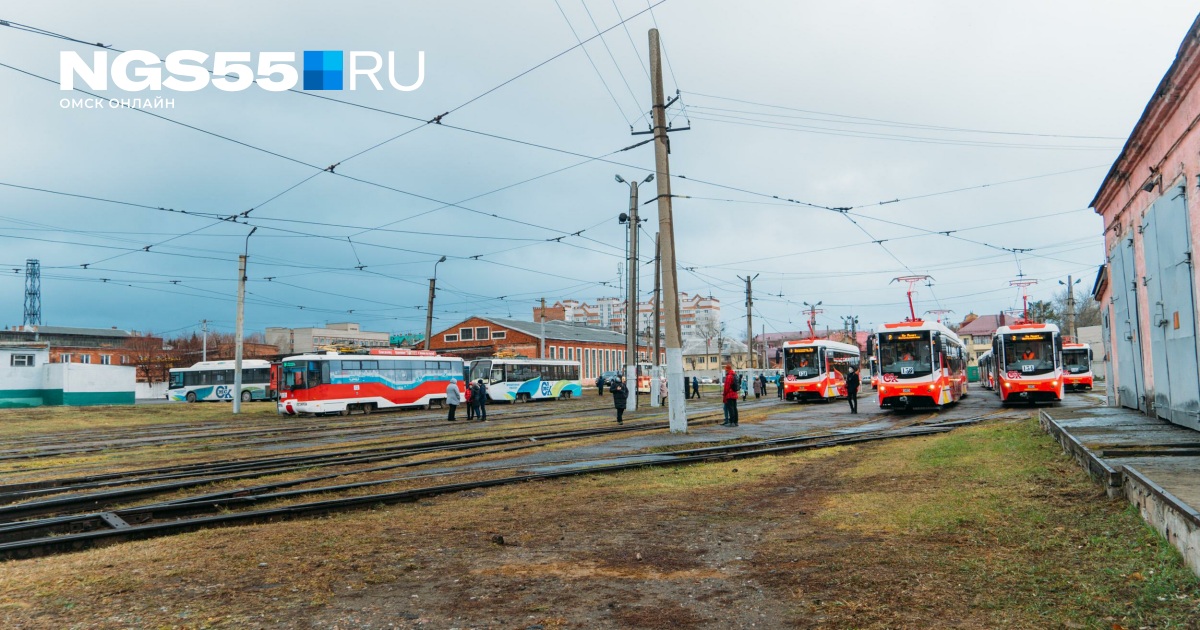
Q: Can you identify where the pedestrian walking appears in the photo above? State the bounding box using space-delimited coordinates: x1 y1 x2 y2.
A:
846 367 860 414
465 378 475 421
722 365 739 426
474 379 488 421
611 375 629 424
753 375 762 399
658 375 668 406
691 376 700 399
740 372 748 401
445 380 461 421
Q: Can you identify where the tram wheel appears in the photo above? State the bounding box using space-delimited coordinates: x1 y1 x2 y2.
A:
363 404 373 415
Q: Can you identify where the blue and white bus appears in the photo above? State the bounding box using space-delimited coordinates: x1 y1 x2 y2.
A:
467 358 582 403
168 359 274 403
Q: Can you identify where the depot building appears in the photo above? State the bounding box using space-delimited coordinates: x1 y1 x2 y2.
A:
425 316 652 383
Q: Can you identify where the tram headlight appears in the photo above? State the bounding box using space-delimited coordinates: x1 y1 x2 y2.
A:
1052 380 1059 387
1003 382 1012 390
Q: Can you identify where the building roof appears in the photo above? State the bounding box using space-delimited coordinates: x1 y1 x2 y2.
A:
480 317 644 345
8 326 134 338
1091 13 1200 209
957 314 1007 336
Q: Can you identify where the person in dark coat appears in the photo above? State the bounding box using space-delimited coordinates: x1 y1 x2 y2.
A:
776 372 784 399
691 376 700 399
474 379 488 421
722 364 739 427
610 375 629 424
846 367 860 414
596 375 605 397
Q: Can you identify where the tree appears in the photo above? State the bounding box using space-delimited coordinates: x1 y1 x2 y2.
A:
1051 288 1101 329
1026 300 1058 324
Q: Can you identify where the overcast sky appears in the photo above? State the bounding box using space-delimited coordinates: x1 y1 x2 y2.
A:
1 1 1197 341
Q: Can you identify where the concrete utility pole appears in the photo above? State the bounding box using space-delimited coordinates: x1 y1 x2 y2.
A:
651 233 662 408
738 274 758 369
617 173 653 412
232 227 256 415
540 297 547 358
803 301 823 338
201 319 208 361
841 315 860 349
424 255 447 352
649 28 687 432
1061 275 1080 340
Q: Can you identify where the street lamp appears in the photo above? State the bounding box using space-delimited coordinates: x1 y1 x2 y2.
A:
617 173 654 413
425 255 448 352
232 226 257 414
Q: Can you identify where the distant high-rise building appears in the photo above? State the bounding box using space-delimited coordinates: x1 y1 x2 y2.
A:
534 294 720 337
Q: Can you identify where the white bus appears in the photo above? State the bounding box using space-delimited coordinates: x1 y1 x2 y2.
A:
468 358 582 403
168 359 274 403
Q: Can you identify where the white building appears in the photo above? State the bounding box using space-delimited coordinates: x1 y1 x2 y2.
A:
1 342 136 408
544 294 720 337
265 322 391 355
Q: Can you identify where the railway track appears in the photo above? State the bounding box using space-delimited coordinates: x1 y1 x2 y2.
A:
0 398 1006 561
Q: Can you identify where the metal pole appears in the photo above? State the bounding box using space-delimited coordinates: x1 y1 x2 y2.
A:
201 319 207 362
625 180 639 412
651 233 662 407
232 226 256 414
424 256 446 351
540 297 547 358
649 28 687 432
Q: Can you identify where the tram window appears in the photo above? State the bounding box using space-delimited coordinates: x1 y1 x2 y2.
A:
342 360 361 371
360 360 378 371
491 367 504 383
439 361 452 371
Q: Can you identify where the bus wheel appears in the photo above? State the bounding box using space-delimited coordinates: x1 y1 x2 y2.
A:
185 392 196 403
241 390 252 403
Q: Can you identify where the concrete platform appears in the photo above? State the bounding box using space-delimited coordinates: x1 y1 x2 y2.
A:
1041 399 1200 577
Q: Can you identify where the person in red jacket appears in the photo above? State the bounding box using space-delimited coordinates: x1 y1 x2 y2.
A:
722 364 739 427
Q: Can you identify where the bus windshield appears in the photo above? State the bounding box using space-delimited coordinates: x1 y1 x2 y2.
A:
1062 349 1090 374
1003 333 1056 376
784 347 822 379
878 331 932 380
168 371 184 389
281 360 323 390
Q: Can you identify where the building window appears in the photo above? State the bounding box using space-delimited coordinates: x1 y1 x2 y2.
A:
567 347 573 361
444 334 459 342
459 328 475 341
491 331 506 340
80 355 91 364
60 354 72 363
101 355 111 365
10 354 35 367
121 355 130 364
475 327 489 341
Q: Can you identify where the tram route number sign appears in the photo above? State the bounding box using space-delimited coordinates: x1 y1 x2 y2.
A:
900 366 914 375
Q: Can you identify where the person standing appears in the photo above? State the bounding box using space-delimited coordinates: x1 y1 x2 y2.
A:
611 375 629 424
474 379 488 421
760 374 769 399
722 365 739 427
691 376 700 399
464 378 475 421
846 367 860 414
776 372 784 399
596 374 605 397
740 372 748 401
445 380 462 421
658 375 668 406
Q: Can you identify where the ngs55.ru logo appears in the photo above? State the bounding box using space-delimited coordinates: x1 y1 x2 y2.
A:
60 49 424 92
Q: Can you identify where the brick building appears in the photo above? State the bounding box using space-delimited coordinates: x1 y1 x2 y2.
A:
427 316 652 382
0 325 164 381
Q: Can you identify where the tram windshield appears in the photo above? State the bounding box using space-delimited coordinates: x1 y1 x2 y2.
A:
281 360 324 390
878 331 933 380
1062 348 1090 374
469 360 492 383
1002 333 1056 376
783 347 822 379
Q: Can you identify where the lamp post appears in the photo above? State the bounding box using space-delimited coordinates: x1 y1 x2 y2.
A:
425 255 448 352
232 226 257 414
616 173 654 413
1059 275 1081 340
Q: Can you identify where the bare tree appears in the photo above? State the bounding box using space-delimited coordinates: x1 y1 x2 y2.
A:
1051 288 1101 328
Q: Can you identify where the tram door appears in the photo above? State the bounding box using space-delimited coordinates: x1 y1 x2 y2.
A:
1110 234 1145 411
1141 185 1200 430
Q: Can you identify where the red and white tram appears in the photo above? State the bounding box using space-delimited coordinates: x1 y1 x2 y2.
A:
277 349 464 416
1061 342 1094 392
780 339 860 402
874 320 968 410
992 322 1064 404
